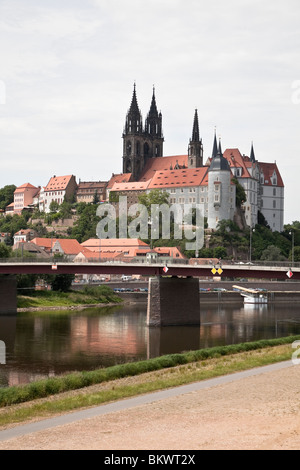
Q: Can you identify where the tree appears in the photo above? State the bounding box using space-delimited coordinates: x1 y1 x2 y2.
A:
0 185 16 211
232 178 246 207
71 204 100 242
0 243 12 258
49 200 59 213
260 245 286 261
93 191 100 204
43 274 75 292
138 189 170 211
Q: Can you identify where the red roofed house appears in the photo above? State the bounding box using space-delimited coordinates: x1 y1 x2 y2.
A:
81 238 149 258
76 181 108 204
13 183 40 215
31 237 92 260
43 175 77 213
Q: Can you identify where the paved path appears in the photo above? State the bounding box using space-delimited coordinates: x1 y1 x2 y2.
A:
0 360 298 450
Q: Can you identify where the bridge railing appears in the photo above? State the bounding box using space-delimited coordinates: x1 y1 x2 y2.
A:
0 256 299 269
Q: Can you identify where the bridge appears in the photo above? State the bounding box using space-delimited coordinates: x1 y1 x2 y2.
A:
1 259 299 325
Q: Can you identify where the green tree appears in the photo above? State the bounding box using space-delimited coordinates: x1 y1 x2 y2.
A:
93 191 100 204
49 200 59 213
260 244 286 261
232 178 247 207
71 204 100 243
138 189 170 211
0 243 12 258
0 185 16 211
43 274 75 292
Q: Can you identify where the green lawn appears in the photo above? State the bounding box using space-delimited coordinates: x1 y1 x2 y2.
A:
17 285 122 308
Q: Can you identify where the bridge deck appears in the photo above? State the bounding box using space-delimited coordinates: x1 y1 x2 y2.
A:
0 261 299 280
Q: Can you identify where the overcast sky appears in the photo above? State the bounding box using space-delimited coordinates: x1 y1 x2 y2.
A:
0 0 299 225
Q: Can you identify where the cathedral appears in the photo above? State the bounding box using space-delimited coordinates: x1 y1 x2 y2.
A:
107 84 284 232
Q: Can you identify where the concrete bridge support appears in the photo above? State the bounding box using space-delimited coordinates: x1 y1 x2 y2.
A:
147 276 200 326
0 276 17 315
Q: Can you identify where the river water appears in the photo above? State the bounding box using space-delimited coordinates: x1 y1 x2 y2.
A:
1 301 300 387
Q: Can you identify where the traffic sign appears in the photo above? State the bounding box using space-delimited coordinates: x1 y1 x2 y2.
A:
163 266 169 273
287 270 293 278
217 268 223 275
211 268 217 275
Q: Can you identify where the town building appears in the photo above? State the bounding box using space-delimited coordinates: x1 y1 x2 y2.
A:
13 229 38 245
13 183 40 215
76 181 107 204
31 237 91 260
42 175 77 213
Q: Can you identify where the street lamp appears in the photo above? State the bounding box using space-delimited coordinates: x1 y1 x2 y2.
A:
249 227 255 263
289 230 295 267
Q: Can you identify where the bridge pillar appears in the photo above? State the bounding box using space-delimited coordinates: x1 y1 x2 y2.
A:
0 276 17 315
147 276 200 326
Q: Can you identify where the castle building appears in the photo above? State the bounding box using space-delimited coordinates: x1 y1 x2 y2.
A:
108 85 284 232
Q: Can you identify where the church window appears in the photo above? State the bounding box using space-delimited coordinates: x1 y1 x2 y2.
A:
273 188 276 196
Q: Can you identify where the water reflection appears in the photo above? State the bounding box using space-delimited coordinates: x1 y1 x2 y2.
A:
1 301 300 387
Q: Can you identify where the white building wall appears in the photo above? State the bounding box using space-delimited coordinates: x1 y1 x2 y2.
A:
260 185 284 232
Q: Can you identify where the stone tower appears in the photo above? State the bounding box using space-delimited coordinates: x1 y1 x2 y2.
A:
188 109 203 168
207 138 232 230
122 84 164 181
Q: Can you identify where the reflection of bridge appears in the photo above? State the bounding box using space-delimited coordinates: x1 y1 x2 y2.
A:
1 260 299 325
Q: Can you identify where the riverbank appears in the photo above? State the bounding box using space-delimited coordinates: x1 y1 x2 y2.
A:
17 286 123 312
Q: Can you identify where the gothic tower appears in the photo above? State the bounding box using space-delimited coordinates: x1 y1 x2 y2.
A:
122 85 164 181
144 87 164 159
122 84 144 180
188 109 203 168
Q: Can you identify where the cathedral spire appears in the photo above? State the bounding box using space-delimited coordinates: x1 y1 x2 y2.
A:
188 109 203 168
148 86 159 118
192 109 200 142
250 141 256 162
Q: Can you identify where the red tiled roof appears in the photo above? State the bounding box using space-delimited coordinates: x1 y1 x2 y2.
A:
107 173 132 189
81 238 149 249
148 166 208 189
139 155 189 181
258 162 284 187
110 180 151 191
14 183 39 193
223 149 251 178
77 181 107 190
44 175 75 192
31 238 92 255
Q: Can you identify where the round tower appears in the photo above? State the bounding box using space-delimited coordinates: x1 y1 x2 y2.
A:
207 137 232 230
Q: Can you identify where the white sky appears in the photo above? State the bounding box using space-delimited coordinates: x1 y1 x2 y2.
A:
0 0 299 225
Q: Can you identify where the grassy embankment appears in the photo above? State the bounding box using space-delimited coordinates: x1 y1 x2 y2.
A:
17 285 123 309
0 335 298 428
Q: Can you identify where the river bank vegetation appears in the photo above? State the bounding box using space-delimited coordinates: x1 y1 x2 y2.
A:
17 285 123 309
0 335 298 428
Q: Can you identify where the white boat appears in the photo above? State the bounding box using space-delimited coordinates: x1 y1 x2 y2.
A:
232 285 268 304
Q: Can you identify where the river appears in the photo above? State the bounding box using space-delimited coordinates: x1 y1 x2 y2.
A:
1 301 300 387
